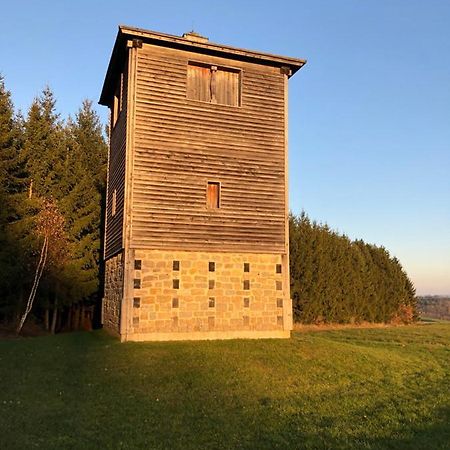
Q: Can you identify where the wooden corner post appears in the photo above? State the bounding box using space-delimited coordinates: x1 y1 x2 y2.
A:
282 70 293 332
120 40 139 341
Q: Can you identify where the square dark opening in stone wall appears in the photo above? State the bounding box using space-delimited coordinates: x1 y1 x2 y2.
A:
243 280 250 290
134 260 142 270
244 263 250 272
276 281 282 291
276 264 282 274
134 279 141 289
172 298 179 308
209 261 215 272
209 297 215 308
277 298 283 308
133 297 141 308
173 279 180 289
209 279 215 289
244 297 250 308
173 260 180 271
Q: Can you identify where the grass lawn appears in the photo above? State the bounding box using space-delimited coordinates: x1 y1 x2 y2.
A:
1 323 449 449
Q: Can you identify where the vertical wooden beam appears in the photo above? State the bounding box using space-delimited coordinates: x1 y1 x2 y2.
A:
282 72 293 332
101 104 113 326
120 41 138 341
103 111 112 263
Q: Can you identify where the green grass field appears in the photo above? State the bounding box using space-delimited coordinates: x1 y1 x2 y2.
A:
1 323 449 449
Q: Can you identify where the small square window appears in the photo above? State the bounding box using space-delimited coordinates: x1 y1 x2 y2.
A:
243 280 250 290
172 298 179 308
173 279 180 289
134 279 141 289
277 298 283 308
276 281 282 291
207 182 220 209
209 280 215 290
209 261 215 272
173 260 180 271
134 260 142 270
133 297 141 308
209 297 215 308
243 297 250 308
244 263 250 273
276 264 282 274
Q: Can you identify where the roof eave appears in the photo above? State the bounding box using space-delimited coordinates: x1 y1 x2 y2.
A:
99 27 125 106
99 25 306 106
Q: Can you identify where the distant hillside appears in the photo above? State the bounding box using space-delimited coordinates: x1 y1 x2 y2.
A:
418 296 450 320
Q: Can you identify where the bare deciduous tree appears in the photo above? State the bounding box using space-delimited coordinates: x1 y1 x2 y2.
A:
16 198 67 334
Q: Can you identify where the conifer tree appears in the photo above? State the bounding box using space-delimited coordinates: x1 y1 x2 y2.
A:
9 87 69 327
0 76 27 320
62 100 107 307
289 211 417 324
22 87 65 199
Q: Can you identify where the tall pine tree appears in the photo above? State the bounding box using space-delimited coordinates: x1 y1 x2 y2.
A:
290 211 417 324
62 100 107 306
0 76 27 320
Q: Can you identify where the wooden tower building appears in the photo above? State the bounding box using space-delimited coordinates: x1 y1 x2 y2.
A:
99 26 305 341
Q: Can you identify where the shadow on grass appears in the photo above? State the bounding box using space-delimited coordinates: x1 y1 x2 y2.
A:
0 328 449 449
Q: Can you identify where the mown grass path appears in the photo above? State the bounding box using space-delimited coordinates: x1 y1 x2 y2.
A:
1 323 449 449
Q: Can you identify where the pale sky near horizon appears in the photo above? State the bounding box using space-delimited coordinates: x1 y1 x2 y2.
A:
1 0 449 295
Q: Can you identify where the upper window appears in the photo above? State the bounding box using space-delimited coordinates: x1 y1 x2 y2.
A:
187 62 241 107
111 189 117 217
112 72 124 128
207 181 220 209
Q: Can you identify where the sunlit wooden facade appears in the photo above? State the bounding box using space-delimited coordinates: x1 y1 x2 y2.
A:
99 26 305 341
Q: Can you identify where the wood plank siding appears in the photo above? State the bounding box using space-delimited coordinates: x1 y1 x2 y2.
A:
105 61 128 259
130 44 287 253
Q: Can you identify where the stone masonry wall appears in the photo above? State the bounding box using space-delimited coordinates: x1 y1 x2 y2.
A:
130 250 289 337
103 252 124 334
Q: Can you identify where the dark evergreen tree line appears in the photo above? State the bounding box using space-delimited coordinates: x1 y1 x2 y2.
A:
290 212 417 324
0 74 417 332
0 76 107 332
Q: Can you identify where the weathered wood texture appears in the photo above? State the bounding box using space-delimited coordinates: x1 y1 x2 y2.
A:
131 44 287 253
105 62 128 258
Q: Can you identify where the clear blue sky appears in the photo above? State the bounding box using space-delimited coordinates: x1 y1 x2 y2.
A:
2 0 449 295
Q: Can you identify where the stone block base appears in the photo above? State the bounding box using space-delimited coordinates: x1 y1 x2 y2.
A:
103 252 124 334
126 249 292 339
122 329 291 342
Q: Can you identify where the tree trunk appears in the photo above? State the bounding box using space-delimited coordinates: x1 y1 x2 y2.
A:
57 306 62 331
73 304 77 330
51 298 58 334
44 308 49 331
80 304 85 329
73 305 78 330
16 236 48 335
68 305 72 330
77 305 82 330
